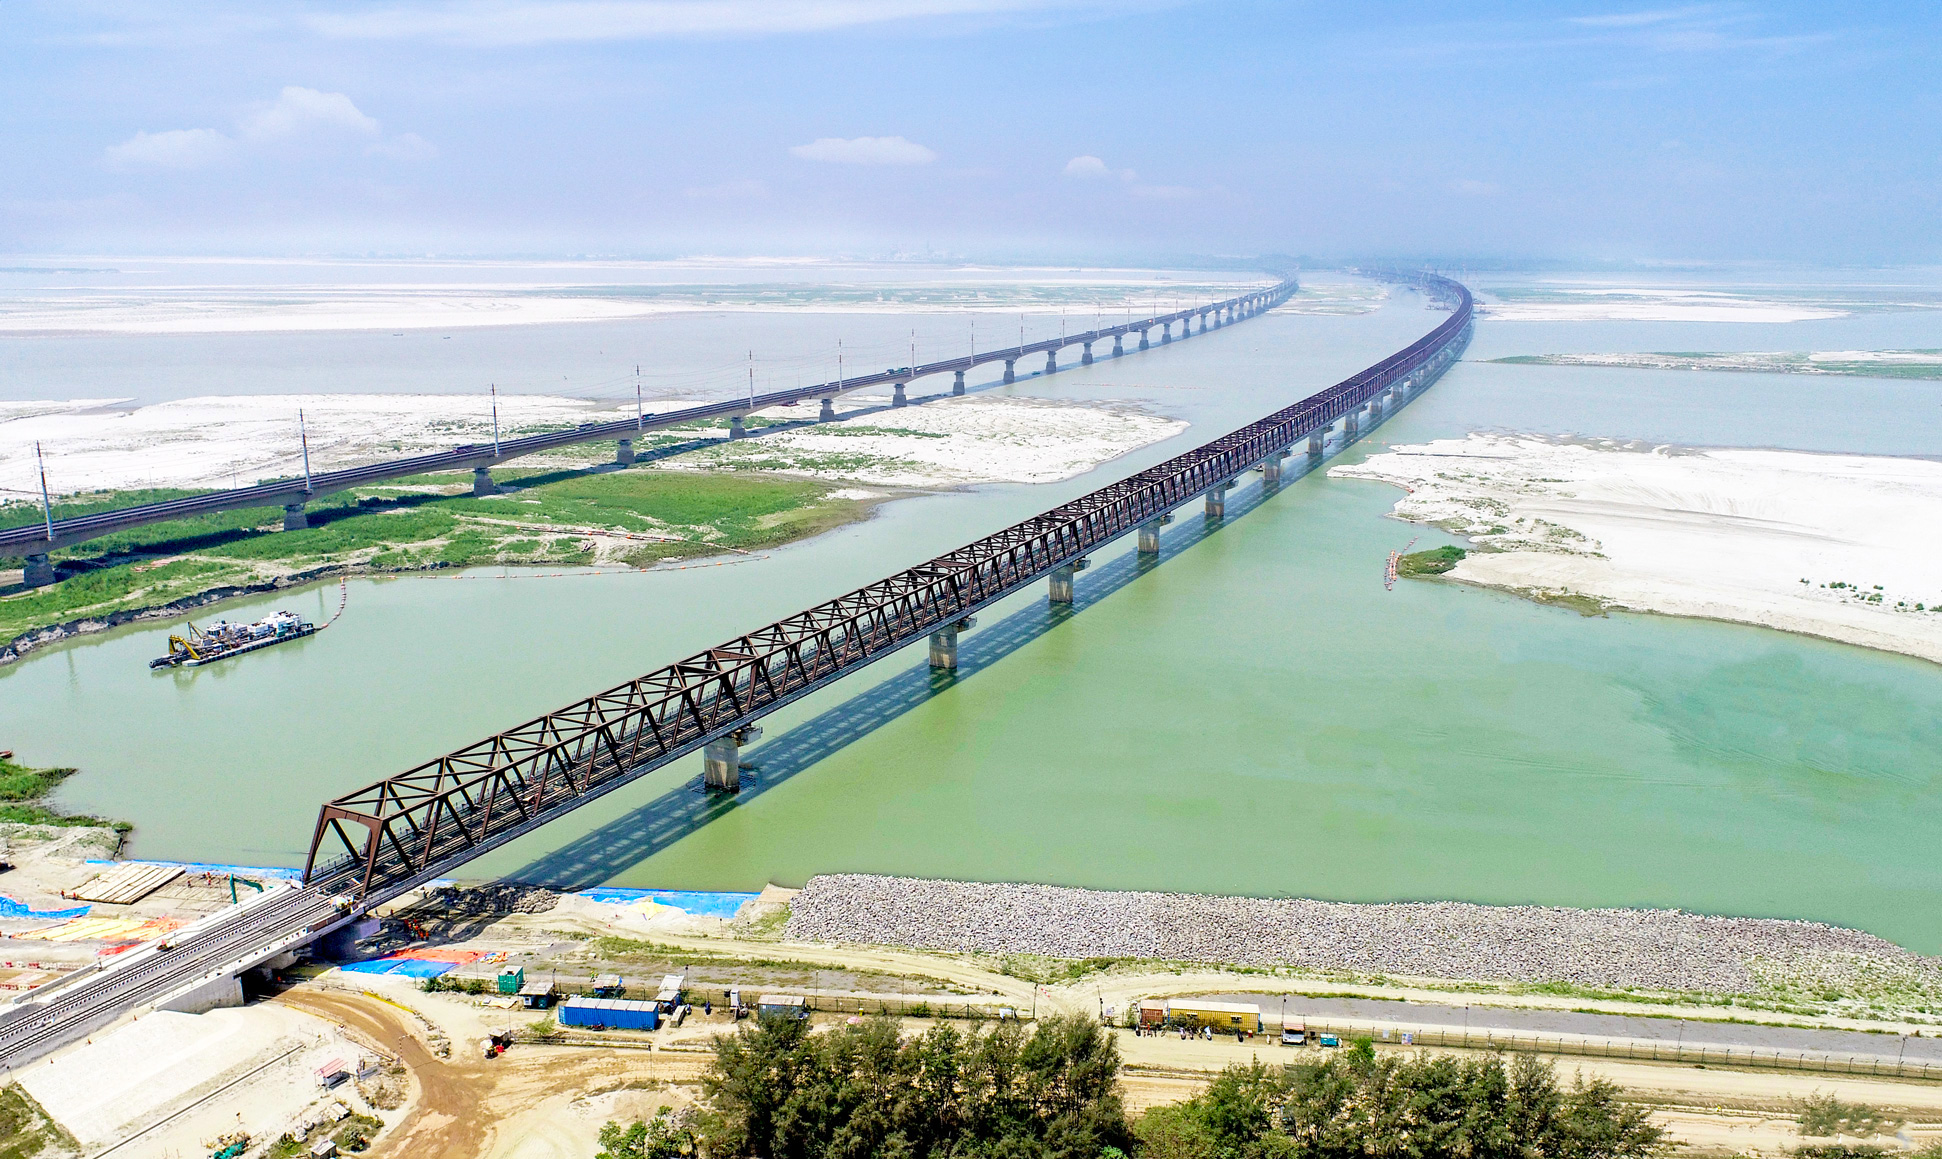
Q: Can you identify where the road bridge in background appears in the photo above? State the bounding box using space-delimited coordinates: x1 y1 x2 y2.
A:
1 280 1295 585
0 274 1468 1072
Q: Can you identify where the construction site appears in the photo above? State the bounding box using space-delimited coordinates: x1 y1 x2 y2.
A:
0 817 1940 1159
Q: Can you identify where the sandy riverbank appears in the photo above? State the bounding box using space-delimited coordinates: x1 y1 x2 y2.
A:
1331 434 1942 664
0 391 1184 499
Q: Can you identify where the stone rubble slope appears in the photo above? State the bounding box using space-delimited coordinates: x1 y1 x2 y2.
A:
786 874 1933 994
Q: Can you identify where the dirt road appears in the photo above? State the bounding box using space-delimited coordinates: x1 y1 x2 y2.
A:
275 988 711 1159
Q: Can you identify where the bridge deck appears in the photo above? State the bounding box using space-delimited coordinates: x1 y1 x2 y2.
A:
0 276 1465 1072
302 275 1471 907
2 282 1290 555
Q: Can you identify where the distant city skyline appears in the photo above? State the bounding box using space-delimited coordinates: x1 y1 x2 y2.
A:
3 1 1936 263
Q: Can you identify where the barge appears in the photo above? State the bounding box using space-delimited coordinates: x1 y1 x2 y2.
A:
149 610 317 669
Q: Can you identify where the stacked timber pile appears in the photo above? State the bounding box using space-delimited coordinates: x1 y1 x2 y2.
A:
785 874 1934 994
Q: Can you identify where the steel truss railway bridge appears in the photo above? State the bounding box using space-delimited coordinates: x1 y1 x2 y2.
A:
2 281 1292 588
0 274 1471 1071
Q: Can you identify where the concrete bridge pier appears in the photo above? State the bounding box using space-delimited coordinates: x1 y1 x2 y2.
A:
1113 335 1124 356
617 438 635 466
1308 427 1326 457
953 370 966 395
819 398 836 422
282 503 308 531
1048 557 1088 604
1003 359 1016 384
730 415 749 439
1082 341 1093 365
1206 479 1234 519
893 382 909 407
1161 323 1172 344
20 554 55 588
1136 512 1173 555
927 616 977 670
1260 449 1289 485
1044 350 1058 375
473 467 496 497
1344 410 1359 439
1138 329 1150 350
703 724 763 793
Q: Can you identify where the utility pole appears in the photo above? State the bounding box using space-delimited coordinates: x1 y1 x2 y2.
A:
636 367 643 432
747 350 755 410
298 410 313 492
490 385 501 455
837 339 844 392
34 441 54 540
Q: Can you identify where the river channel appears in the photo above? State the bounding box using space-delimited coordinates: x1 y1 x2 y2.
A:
5 275 1941 952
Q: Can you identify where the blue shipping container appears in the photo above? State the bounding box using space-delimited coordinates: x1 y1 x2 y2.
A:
559 996 660 1031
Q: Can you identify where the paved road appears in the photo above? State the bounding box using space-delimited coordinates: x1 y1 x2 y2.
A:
1211 992 1939 1064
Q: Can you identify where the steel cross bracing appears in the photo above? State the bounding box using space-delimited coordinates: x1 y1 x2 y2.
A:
2 280 1294 556
303 275 1471 908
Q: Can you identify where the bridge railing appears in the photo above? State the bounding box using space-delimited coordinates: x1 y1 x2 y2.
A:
304 277 1470 906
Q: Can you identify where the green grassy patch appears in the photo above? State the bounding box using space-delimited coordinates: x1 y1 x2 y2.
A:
0 756 127 832
1395 545 1466 577
0 1079 81 1159
3 465 865 656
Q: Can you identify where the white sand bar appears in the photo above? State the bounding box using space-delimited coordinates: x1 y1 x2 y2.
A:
1332 434 1942 663
1 391 1183 497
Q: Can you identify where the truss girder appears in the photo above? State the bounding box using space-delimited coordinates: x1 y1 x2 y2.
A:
302 276 1472 903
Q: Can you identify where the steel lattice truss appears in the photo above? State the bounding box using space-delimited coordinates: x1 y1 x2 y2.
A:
304 276 1473 905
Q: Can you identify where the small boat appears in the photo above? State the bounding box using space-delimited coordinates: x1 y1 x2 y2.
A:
149 610 316 669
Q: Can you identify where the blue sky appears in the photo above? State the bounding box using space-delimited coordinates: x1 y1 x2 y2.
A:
3 1 1936 262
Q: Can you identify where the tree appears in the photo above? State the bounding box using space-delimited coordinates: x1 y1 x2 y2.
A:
697 1013 1134 1159
1139 1050 1663 1159
597 1108 693 1159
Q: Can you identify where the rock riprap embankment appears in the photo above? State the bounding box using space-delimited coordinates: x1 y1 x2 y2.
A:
785 875 1932 994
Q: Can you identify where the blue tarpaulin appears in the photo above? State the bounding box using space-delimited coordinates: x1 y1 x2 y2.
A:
338 957 459 978
577 888 759 919
0 895 90 921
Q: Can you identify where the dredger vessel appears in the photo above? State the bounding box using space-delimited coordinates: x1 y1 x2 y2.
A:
148 610 316 669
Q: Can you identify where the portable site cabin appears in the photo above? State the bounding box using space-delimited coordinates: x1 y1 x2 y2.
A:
1138 1000 1167 1029
559 996 660 1031
1166 1000 1262 1033
757 994 808 1020
655 973 686 1011
592 974 625 998
519 979 559 1009
496 967 525 994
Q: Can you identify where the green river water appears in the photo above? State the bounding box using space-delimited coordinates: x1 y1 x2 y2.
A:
5 282 1941 951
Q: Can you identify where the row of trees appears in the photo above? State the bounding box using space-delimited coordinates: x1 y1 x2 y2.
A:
597 1015 1665 1159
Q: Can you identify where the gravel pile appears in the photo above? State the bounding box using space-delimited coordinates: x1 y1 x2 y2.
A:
433 883 560 915
786 875 1931 993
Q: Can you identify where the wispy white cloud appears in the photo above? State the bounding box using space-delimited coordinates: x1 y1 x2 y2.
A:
303 0 1133 46
240 86 380 142
1063 154 1135 181
103 87 429 171
790 136 936 165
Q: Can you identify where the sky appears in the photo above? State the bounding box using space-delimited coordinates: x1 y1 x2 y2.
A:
2 1 1938 264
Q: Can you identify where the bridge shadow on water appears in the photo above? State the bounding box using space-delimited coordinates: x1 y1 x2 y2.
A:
508 445 1338 890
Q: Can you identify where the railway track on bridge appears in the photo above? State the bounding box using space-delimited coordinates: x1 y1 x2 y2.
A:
0 274 1468 1071
2 281 1290 561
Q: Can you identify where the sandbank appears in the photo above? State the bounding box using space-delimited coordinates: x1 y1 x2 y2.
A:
1332 434 1942 663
